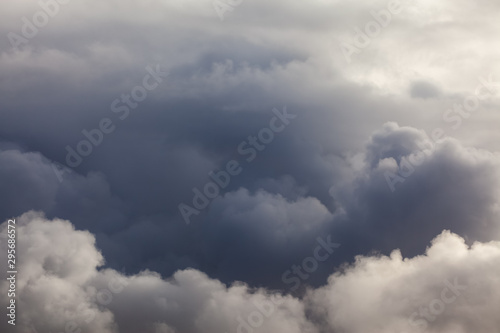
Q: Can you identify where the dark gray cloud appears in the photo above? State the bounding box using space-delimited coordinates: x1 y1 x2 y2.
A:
1 120 499 290
0 0 499 331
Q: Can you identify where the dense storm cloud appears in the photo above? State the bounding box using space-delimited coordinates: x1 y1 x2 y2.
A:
0 0 499 331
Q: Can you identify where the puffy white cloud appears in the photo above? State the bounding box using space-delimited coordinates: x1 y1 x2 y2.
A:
0 212 116 333
0 212 317 333
307 230 500 333
1 212 500 333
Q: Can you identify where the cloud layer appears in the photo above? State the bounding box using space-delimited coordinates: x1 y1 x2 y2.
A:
1 0 499 331
1 212 499 333
1 120 500 289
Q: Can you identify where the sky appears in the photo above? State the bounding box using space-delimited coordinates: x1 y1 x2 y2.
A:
0 0 499 332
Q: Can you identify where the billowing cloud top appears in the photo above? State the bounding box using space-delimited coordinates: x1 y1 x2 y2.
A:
1 213 500 332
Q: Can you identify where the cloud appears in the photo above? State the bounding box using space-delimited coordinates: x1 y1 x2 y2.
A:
0 0 499 331
1 212 499 333
410 80 442 99
1 120 500 289
0 212 317 333
329 122 500 257
0 212 116 333
0 148 127 233
0 0 499 295
307 230 500 332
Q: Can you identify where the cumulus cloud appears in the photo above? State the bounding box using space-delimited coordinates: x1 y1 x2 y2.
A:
0 0 499 328
1 212 499 333
307 230 500 333
325 123 500 267
342 122 500 252
0 148 127 233
0 212 116 333
2 120 500 289
0 212 317 333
